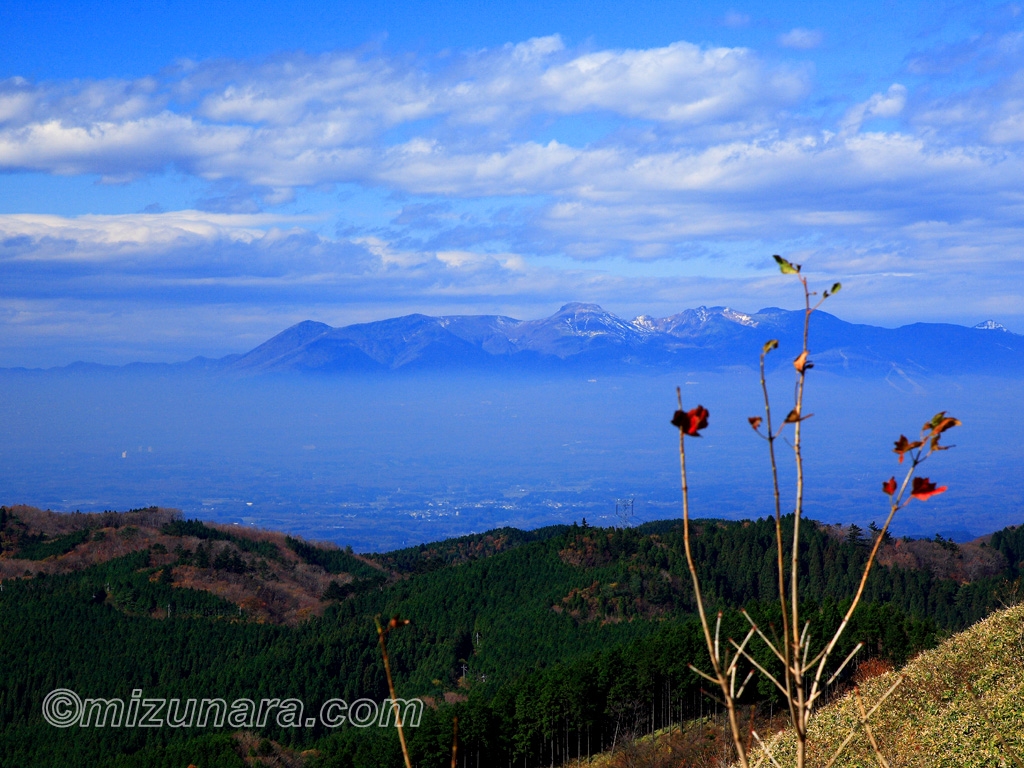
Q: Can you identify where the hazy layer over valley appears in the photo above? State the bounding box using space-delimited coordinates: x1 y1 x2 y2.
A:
2 361 1019 550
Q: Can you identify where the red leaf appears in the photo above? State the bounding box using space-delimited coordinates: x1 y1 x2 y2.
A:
892 435 923 464
672 405 709 437
910 477 947 501
882 477 897 496
748 416 762 431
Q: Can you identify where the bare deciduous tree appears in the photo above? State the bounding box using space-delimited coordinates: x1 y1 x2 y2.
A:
673 256 959 767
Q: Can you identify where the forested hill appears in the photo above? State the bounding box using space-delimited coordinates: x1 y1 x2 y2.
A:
0 504 387 625
1 504 1023 767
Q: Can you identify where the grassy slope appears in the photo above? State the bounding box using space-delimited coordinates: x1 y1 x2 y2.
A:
571 604 1024 768
756 602 1024 767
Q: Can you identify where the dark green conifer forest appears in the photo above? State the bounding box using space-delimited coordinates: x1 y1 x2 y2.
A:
1 506 1022 767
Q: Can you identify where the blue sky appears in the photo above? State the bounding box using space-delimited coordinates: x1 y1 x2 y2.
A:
2 0 1024 366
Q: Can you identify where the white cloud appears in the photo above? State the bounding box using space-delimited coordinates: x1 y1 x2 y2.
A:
378 139 582 196
0 81 37 124
989 108 1024 142
0 211 289 259
778 28 824 50
5 116 1024 266
194 53 437 133
840 84 908 133
445 40 810 124
537 43 808 122
0 39 808 188
0 211 538 294
910 69 1024 146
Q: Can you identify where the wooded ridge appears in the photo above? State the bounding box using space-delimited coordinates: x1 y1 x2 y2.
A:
1 504 1022 766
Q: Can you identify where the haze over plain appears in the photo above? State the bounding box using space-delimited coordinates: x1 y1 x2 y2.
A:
2 1 1023 549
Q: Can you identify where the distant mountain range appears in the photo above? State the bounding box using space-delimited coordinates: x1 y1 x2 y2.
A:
21 303 1024 376
221 303 1024 376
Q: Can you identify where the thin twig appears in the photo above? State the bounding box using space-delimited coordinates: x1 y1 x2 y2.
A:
375 615 413 768
823 676 904 768
825 643 864 688
854 686 891 768
730 641 789 698
451 715 459 768
751 730 785 768
741 610 787 665
677 387 750 767
759 339 795 730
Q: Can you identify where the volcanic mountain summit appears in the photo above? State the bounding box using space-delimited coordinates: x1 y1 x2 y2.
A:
224 303 1024 376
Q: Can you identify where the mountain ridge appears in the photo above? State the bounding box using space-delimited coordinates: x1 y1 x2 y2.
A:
7 304 1024 376
186 302 1024 376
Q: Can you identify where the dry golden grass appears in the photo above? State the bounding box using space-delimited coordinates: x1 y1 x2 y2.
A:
750 603 1024 767
564 606 1023 768
565 714 784 768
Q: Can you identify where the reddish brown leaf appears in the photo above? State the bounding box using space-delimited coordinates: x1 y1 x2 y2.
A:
892 435 923 464
793 351 813 373
784 408 801 424
882 477 897 496
924 412 961 436
672 405 709 437
910 477 947 501
748 416 763 430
